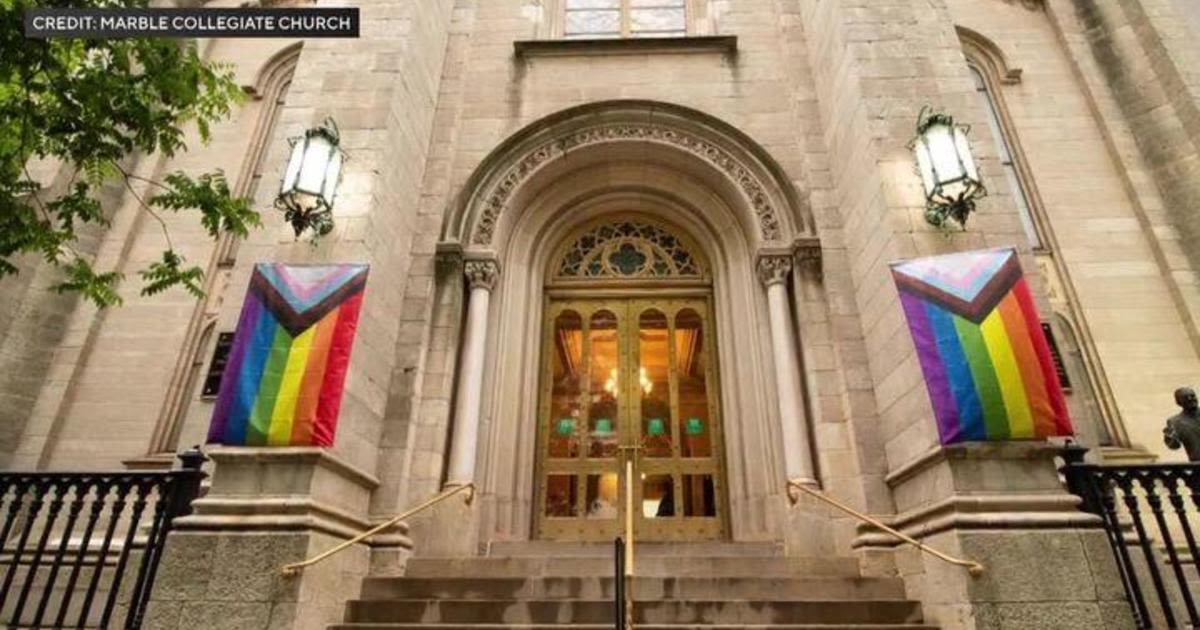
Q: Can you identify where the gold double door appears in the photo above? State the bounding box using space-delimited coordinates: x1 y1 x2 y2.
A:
535 297 727 541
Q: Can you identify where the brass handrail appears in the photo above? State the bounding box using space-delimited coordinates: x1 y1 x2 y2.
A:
787 479 984 577
280 482 475 577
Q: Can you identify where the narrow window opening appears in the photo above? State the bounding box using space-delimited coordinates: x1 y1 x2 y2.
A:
969 64 1041 249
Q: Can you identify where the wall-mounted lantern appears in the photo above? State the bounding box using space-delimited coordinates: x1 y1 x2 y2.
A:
911 106 986 229
276 118 345 238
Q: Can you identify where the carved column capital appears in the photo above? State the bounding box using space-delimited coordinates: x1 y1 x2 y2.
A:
756 255 792 288
464 259 500 291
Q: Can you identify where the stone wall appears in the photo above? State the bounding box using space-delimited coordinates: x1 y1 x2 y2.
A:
0 0 1197 599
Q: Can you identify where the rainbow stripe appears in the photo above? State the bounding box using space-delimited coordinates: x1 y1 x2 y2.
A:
207 263 369 447
892 249 1072 445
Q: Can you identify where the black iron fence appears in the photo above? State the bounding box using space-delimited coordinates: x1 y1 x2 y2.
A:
1062 444 1200 629
0 449 204 629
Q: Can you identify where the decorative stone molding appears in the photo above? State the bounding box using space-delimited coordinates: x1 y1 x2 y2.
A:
957 26 1024 86
850 493 1101 549
884 441 1062 488
471 123 784 245
756 255 792 287
435 241 464 280
514 35 737 58
1000 0 1042 11
464 259 500 291
793 240 822 283
175 447 412 549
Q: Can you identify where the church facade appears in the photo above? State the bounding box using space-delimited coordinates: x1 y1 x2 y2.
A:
3 0 1200 628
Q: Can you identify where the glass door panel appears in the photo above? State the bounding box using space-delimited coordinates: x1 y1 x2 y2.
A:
547 310 583 459
536 298 725 541
638 309 672 458
675 308 712 458
630 299 723 541
538 301 625 540
587 310 620 459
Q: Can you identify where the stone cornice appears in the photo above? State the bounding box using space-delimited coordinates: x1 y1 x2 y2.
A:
884 441 1065 489
206 446 380 490
850 493 1101 549
514 35 737 58
177 498 414 549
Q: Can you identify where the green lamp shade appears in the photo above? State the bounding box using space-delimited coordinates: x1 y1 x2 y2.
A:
685 417 704 436
647 418 666 437
555 418 576 436
594 418 613 435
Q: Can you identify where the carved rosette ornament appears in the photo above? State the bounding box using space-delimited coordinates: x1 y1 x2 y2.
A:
756 255 792 287
464 260 499 291
470 123 785 245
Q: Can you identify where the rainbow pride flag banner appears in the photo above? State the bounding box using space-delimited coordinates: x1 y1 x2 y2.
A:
207 263 369 447
891 248 1072 445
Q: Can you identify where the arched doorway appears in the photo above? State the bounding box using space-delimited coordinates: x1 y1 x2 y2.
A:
535 217 727 541
428 101 825 548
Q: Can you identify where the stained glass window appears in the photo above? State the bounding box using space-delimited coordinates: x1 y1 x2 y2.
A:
564 0 686 39
556 220 703 280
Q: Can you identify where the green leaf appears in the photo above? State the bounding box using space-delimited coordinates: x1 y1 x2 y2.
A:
139 249 205 299
52 258 123 308
0 0 254 307
149 170 260 239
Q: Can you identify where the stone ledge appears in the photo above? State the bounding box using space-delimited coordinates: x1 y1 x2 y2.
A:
851 493 1103 549
513 35 737 58
885 441 1065 489
122 452 176 471
172 447 412 550
206 446 380 490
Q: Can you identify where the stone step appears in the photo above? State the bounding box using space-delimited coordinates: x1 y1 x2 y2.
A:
343 599 924 625
485 541 785 557
403 556 862 579
328 619 936 624
360 576 907 601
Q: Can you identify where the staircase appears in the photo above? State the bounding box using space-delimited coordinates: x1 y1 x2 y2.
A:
329 543 936 630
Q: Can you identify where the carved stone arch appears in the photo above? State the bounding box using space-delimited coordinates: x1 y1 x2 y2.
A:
957 26 1023 85
442 100 814 253
249 42 303 99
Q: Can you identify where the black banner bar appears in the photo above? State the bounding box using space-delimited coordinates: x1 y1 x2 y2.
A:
24 7 360 38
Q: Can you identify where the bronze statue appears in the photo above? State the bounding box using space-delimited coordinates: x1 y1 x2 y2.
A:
1164 387 1200 461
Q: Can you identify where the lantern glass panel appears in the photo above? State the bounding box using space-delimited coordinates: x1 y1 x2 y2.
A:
926 123 964 185
915 140 936 195
954 126 978 181
282 139 304 195
322 150 343 201
297 134 333 195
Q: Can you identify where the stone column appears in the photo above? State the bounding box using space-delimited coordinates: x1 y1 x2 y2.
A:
757 253 817 487
445 258 499 487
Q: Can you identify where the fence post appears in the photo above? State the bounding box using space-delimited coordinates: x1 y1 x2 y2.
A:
1059 441 1100 515
172 446 207 519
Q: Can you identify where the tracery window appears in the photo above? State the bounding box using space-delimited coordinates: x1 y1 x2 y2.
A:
563 0 687 39
556 220 703 280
